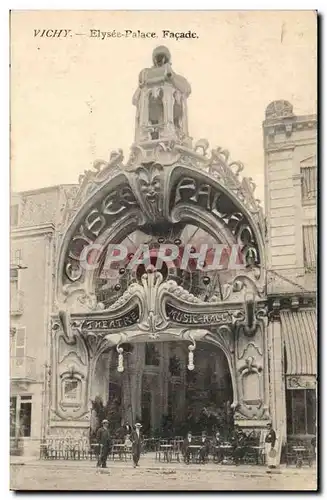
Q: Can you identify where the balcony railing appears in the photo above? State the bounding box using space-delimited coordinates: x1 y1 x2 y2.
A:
11 356 36 381
10 290 24 315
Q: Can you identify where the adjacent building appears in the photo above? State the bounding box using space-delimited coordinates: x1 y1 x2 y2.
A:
263 100 317 444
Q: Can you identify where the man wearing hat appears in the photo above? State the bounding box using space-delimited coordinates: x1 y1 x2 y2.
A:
130 422 143 468
199 430 210 464
264 422 277 469
96 419 111 468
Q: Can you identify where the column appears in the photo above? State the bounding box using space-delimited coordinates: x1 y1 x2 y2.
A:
133 344 144 421
122 369 133 425
175 345 186 421
182 97 189 137
162 343 169 415
163 86 175 137
267 319 287 444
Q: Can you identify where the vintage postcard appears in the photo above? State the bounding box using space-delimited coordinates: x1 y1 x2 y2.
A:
10 10 317 491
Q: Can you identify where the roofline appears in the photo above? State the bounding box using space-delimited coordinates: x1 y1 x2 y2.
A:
263 113 317 128
11 183 78 197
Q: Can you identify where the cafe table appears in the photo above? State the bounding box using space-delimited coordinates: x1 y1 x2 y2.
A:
158 444 173 462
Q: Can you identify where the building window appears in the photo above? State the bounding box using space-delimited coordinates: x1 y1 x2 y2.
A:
10 395 32 438
286 389 316 436
10 204 19 227
301 166 317 205
14 327 26 357
11 249 23 267
19 396 32 437
10 250 22 301
10 396 17 437
10 270 18 301
303 225 317 270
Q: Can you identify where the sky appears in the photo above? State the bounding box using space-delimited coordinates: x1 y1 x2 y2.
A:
10 10 317 203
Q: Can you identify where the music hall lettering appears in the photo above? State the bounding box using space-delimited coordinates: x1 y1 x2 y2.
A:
166 304 233 325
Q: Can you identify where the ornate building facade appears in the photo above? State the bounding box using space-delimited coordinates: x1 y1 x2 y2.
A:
10 47 317 457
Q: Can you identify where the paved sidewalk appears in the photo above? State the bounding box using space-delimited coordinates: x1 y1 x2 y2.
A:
10 453 316 477
10 458 318 491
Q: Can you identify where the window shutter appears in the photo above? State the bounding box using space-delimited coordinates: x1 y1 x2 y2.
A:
15 327 26 357
303 225 317 269
301 166 317 204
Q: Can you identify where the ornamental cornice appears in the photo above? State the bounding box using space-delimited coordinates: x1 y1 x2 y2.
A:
263 119 316 142
11 223 55 239
267 293 316 318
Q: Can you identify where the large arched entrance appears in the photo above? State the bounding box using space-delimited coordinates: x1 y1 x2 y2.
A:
91 338 233 438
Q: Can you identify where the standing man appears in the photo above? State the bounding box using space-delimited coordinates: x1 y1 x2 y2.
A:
182 431 193 464
264 423 277 469
131 422 143 468
213 430 223 463
96 419 111 469
199 431 210 464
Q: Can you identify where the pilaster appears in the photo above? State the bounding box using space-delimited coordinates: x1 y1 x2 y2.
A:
267 318 287 444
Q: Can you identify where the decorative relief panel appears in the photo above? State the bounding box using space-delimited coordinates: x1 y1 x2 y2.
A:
286 375 316 390
51 325 90 421
233 301 269 422
48 426 89 439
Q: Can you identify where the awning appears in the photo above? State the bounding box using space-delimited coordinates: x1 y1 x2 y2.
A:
281 310 317 376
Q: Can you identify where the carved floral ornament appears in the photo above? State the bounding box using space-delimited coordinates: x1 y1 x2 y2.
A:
52 267 266 347
60 142 264 228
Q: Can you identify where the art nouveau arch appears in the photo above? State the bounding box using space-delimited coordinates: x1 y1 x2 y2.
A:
56 153 266 313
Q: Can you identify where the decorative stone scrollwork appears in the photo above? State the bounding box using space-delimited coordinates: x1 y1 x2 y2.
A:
221 274 264 303
48 427 89 439
237 342 263 361
265 100 294 120
77 293 98 311
194 138 209 156
235 356 267 419
208 146 265 233
81 331 109 359
52 310 76 345
210 324 236 355
159 279 203 304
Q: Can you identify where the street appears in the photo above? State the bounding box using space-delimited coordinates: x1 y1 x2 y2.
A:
10 459 317 491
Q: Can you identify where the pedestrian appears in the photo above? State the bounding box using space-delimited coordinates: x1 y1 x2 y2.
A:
199 431 210 464
96 419 111 469
130 422 143 468
124 422 132 436
182 431 193 464
213 430 223 463
264 423 277 469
